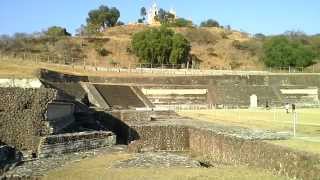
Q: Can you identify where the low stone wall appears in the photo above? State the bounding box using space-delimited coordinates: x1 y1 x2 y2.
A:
189 128 320 180
109 110 156 123
123 122 319 180
38 131 116 158
0 88 57 152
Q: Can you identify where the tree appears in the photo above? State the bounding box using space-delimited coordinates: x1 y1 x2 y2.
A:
200 19 220 27
156 8 175 24
140 7 147 22
86 5 120 34
171 18 193 27
45 26 71 38
263 36 316 68
131 27 191 65
140 7 147 17
170 33 191 64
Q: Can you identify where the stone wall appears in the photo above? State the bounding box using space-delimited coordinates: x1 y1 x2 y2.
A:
120 120 320 180
0 88 57 152
188 128 320 180
38 131 116 158
89 74 320 87
129 125 189 152
108 110 156 123
89 74 320 107
0 79 42 88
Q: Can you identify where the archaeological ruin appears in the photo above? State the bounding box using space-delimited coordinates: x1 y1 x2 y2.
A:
0 68 320 179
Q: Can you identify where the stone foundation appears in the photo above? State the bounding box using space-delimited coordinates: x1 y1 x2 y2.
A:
38 131 116 158
125 123 320 180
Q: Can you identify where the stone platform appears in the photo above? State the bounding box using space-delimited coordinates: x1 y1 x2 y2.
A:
38 131 116 158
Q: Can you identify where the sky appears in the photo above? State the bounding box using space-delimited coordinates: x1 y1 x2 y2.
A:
0 0 319 36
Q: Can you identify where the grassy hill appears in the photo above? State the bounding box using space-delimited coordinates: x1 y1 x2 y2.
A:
0 25 267 70
88 25 264 70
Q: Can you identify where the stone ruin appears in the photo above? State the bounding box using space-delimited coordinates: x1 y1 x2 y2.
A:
0 69 320 179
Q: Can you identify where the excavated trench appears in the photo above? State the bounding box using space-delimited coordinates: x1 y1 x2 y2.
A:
90 110 320 180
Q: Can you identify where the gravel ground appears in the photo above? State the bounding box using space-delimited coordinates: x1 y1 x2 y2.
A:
112 152 200 168
2 145 127 179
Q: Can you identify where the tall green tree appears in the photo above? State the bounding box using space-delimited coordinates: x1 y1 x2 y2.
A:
170 33 191 64
131 27 191 65
86 5 120 34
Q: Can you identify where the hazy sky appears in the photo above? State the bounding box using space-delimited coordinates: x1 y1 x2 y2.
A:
0 0 319 35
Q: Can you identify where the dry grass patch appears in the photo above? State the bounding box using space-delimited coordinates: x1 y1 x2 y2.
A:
44 152 287 180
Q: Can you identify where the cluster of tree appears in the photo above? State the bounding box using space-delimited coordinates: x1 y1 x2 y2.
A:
0 26 84 61
0 4 124 61
45 26 71 38
263 34 319 68
200 19 220 28
77 5 121 35
131 26 191 64
156 9 193 27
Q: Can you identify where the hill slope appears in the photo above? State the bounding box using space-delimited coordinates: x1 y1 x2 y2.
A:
80 25 264 70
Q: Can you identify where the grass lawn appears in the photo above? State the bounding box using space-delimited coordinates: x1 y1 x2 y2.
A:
44 152 288 180
178 108 320 154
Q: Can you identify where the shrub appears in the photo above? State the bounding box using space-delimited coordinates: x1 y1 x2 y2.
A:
96 47 109 56
171 18 193 27
45 26 71 38
200 19 220 28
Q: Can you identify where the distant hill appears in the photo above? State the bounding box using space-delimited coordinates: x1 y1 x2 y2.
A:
79 25 264 70
0 25 265 70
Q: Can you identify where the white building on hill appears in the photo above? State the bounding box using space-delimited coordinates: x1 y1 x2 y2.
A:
147 1 177 26
147 1 160 26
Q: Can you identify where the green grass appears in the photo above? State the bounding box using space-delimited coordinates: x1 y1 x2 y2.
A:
268 138 320 154
44 152 288 180
178 108 320 153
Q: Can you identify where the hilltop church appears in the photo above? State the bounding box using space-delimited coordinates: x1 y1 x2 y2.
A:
146 1 177 26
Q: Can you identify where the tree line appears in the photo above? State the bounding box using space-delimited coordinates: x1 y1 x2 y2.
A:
1 4 319 69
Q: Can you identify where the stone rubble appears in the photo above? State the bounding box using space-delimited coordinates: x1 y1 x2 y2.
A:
112 152 200 168
2 145 127 179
